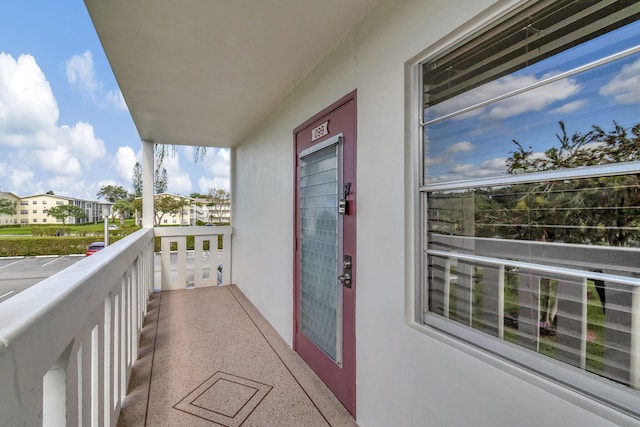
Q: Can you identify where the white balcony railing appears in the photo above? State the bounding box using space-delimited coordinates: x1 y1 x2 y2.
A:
154 226 232 290
0 225 232 426
426 235 640 415
0 228 153 426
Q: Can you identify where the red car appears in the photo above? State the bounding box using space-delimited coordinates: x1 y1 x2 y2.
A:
85 242 105 256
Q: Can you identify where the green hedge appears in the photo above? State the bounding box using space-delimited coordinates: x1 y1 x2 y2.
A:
0 236 123 256
0 231 223 256
31 227 71 236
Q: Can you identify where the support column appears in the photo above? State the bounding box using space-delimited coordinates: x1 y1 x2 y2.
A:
142 140 154 228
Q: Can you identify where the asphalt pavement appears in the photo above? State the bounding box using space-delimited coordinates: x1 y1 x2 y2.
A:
0 255 86 303
0 251 221 304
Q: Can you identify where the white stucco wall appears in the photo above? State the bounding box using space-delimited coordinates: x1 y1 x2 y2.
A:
232 0 637 425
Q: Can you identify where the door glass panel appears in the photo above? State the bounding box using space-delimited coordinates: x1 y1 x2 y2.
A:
299 142 341 362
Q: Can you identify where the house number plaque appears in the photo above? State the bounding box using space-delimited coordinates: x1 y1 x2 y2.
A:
311 121 329 141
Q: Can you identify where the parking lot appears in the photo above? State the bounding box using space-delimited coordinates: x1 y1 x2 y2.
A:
0 252 222 304
0 255 86 303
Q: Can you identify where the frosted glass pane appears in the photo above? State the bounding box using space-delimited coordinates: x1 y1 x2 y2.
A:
299 144 339 361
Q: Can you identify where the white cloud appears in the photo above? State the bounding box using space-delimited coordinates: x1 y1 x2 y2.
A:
475 158 508 177
28 123 106 176
479 157 507 170
47 176 88 197
485 77 582 120
66 50 128 111
439 157 508 181
205 148 231 178
66 50 98 97
102 89 128 111
169 174 193 194
449 164 474 175
432 73 582 121
600 58 640 104
34 147 82 176
0 52 58 138
178 147 230 193
217 148 230 162
115 146 138 182
424 155 446 166
549 100 587 114
61 122 107 165
10 168 34 189
446 141 474 153
160 153 192 194
154 147 230 195
0 53 107 184
97 179 119 187
198 176 230 192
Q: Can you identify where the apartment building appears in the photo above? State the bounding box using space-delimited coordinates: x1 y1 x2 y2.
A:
0 192 111 225
0 192 19 225
150 193 231 226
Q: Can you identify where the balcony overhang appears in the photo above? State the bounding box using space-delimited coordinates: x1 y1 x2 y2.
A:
84 0 378 148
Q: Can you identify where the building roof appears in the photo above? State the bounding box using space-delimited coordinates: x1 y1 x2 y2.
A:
0 192 19 199
84 0 379 148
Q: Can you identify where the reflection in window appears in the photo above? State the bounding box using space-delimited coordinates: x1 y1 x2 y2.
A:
424 30 640 184
420 1 640 415
428 176 640 246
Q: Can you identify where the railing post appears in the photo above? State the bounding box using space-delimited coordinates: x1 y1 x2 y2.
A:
498 265 505 340
580 277 588 370
222 232 232 285
631 286 640 389
142 139 154 228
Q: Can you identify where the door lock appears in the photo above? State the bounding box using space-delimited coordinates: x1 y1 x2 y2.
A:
338 182 351 215
338 254 352 288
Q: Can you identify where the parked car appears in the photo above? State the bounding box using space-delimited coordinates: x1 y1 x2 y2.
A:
108 225 119 230
86 242 105 256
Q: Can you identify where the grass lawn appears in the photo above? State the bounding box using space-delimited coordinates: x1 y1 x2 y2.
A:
0 218 138 235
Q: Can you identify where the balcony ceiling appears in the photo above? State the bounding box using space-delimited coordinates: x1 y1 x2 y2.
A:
84 0 378 148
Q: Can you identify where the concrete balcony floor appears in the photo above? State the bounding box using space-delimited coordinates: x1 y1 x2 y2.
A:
118 285 356 426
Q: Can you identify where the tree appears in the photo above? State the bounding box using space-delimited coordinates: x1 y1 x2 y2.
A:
507 121 640 173
46 205 86 229
154 195 187 226
113 198 133 227
206 188 231 225
97 185 129 203
132 198 142 226
154 167 168 194
481 121 640 247
155 143 207 165
132 162 143 198
0 198 16 215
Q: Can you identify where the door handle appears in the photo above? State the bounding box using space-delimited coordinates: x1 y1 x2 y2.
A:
339 255 352 288
338 272 352 287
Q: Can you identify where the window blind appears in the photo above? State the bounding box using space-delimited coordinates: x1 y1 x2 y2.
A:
423 0 640 109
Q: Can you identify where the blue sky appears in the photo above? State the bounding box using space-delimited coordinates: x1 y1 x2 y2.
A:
424 20 640 184
0 2 230 200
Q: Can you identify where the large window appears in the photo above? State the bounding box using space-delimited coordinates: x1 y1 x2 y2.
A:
420 0 640 416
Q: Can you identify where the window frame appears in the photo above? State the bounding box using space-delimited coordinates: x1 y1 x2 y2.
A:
414 0 640 418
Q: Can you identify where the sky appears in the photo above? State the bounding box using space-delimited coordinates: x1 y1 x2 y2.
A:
0 2 230 201
424 20 640 184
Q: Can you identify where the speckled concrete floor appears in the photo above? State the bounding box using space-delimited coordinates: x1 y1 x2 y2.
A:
117 285 357 427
